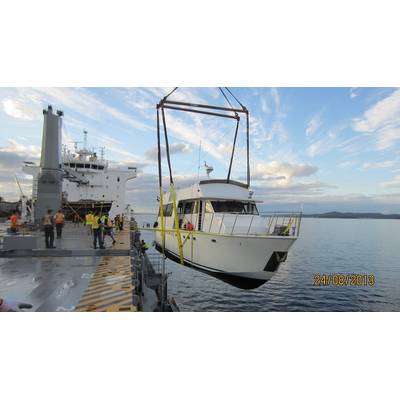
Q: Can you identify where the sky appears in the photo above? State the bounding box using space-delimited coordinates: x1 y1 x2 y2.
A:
0 87 399 213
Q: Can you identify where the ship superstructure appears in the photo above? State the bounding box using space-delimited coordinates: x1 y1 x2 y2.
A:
23 129 136 219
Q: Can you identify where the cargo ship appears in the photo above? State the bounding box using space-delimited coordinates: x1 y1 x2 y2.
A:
22 127 136 220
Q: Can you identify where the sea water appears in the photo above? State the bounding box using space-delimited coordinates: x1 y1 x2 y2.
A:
141 218 400 311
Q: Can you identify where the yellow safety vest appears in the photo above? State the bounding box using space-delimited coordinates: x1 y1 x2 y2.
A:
92 216 100 230
86 214 93 225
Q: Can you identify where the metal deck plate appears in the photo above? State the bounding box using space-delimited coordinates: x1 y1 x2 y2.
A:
0 223 135 311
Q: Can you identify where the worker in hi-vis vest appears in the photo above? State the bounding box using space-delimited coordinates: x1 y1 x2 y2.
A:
85 211 93 235
9 210 19 234
92 211 105 249
54 209 65 239
101 213 116 245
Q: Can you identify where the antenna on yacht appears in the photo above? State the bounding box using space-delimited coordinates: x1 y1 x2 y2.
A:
204 161 213 179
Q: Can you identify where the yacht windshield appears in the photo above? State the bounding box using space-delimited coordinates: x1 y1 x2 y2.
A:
211 201 258 215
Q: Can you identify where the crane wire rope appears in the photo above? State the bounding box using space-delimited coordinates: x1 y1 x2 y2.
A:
156 87 250 265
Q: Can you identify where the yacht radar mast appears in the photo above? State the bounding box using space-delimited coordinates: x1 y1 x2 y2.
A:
204 161 213 179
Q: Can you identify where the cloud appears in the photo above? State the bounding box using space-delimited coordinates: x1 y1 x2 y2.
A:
375 126 400 150
160 111 234 163
252 161 318 187
349 88 358 99
353 89 400 132
270 88 280 111
0 138 41 159
260 97 271 114
249 115 273 149
307 133 335 157
257 191 400 213
352 88 400 149
28 87 153 132
0 150 32 171
306 114 322 137
254 181 335 195
94 134 149 166
125 172 199 212
307 126 351 157
0 139 41 200
145 142 192 160
2 98 40 120
362 160 396 170
380 175 400 188
336 160 357 168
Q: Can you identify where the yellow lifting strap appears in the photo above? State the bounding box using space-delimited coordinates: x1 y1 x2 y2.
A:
170 182 184 265
159 186 165 254
283 218 292 235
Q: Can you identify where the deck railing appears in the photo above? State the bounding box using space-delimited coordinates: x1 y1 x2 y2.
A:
157 211 302 238
203 211 302 237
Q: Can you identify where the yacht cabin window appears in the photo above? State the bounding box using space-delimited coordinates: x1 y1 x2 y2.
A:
160 203 173 217
177 201 195 215
204 200 213 213
211 200 259 215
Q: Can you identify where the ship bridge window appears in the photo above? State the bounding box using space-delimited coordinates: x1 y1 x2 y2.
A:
98 165 104 170
211 201 259 215
117 177 120 182
69 163 76 168
84 164 90 168
76 163 84 168
92 164 98 169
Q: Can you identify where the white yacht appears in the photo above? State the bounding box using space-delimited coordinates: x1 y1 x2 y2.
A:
22 135 136 219
155 179 301 289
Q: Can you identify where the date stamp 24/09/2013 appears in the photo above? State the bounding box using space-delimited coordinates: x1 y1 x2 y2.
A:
313 274 375 286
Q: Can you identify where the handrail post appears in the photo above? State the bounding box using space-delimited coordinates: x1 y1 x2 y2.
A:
297 212 302 236
209 213 214 233
218 214 225 234
267 214 274 234
247 215 254 235
231 215 238 235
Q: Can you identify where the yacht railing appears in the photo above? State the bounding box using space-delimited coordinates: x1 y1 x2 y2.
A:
159 211 302 238
202 211 302 237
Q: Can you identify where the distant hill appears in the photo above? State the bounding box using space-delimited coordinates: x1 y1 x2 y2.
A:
304 211 400 219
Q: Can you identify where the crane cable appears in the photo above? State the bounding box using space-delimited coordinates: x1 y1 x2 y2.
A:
156 108 165 254
159 103 184 265
156 87 248 265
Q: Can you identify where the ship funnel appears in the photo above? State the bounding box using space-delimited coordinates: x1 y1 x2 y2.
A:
35 105 63 223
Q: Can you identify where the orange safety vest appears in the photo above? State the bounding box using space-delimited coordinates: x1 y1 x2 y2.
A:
10 214 17 227
54 212 65 224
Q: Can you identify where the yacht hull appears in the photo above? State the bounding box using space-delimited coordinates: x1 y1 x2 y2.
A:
155 231 297 289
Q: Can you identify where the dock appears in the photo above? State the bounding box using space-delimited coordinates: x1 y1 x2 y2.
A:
0 220 178 312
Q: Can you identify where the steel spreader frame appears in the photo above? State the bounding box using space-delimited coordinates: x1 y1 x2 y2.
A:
156 87 250 189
